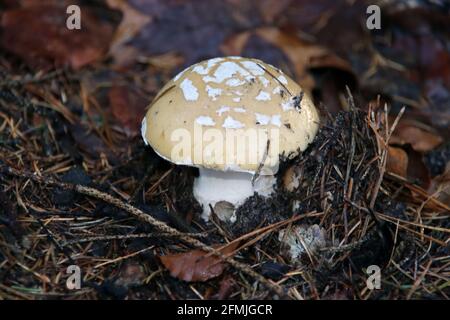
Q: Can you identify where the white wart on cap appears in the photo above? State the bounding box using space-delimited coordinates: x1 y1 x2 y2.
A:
142 56 319 221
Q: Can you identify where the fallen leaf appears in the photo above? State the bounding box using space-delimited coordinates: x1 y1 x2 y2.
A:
428 162 450 206
279 0 341 36
108 85 148 136
160 242 239 282
70 123 111 159
106 0 152 67
386 146 408 178
123 0 235 68
142 52 185 73
256 0 293 24
405 146 431 188
221 26 353 92
391 121 443 152
255 27 352 91
0 5 115 70
220 31 252 56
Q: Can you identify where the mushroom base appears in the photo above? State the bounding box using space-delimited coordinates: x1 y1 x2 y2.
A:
193 168 276 222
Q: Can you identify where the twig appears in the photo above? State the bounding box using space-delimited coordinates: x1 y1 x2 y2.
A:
0 70 64 88
93 246 155 268
368 105 405 209
252 139 270 186
63 232 207 246
256 62 292 96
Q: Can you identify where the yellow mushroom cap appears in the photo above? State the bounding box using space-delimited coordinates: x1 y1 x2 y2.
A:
142 56 319 174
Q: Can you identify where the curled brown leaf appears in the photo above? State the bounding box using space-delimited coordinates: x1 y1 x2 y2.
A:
255 27 352 91
1 5 114 70
386 146 408 178
391 122 443 153
106 0 152 67
160 242 240 282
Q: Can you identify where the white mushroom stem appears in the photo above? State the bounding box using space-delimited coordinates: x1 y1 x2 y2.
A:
193 168 276 221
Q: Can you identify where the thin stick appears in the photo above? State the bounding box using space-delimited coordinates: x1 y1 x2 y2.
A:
368 106 405 209
63 232 207 246
94 246 155 268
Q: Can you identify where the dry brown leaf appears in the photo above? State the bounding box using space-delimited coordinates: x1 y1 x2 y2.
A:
391 122 443 152
255 27 320 90
1 5 114 70
255 27 352 91
386 146 408 178
257 0 293 23
220 31 251 56
428 162 450 206
406 146 431 188
143 52 185 72
160 242 240 282
70 123 111 159
220 27 352 92
108 85 148 136
106 0 152 66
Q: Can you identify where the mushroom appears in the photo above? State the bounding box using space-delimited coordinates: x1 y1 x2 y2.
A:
141 56 319 221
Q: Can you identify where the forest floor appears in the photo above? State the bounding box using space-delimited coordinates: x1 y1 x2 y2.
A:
0 0 449 299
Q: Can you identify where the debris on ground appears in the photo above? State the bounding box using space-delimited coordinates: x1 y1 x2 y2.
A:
0 0 449 300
